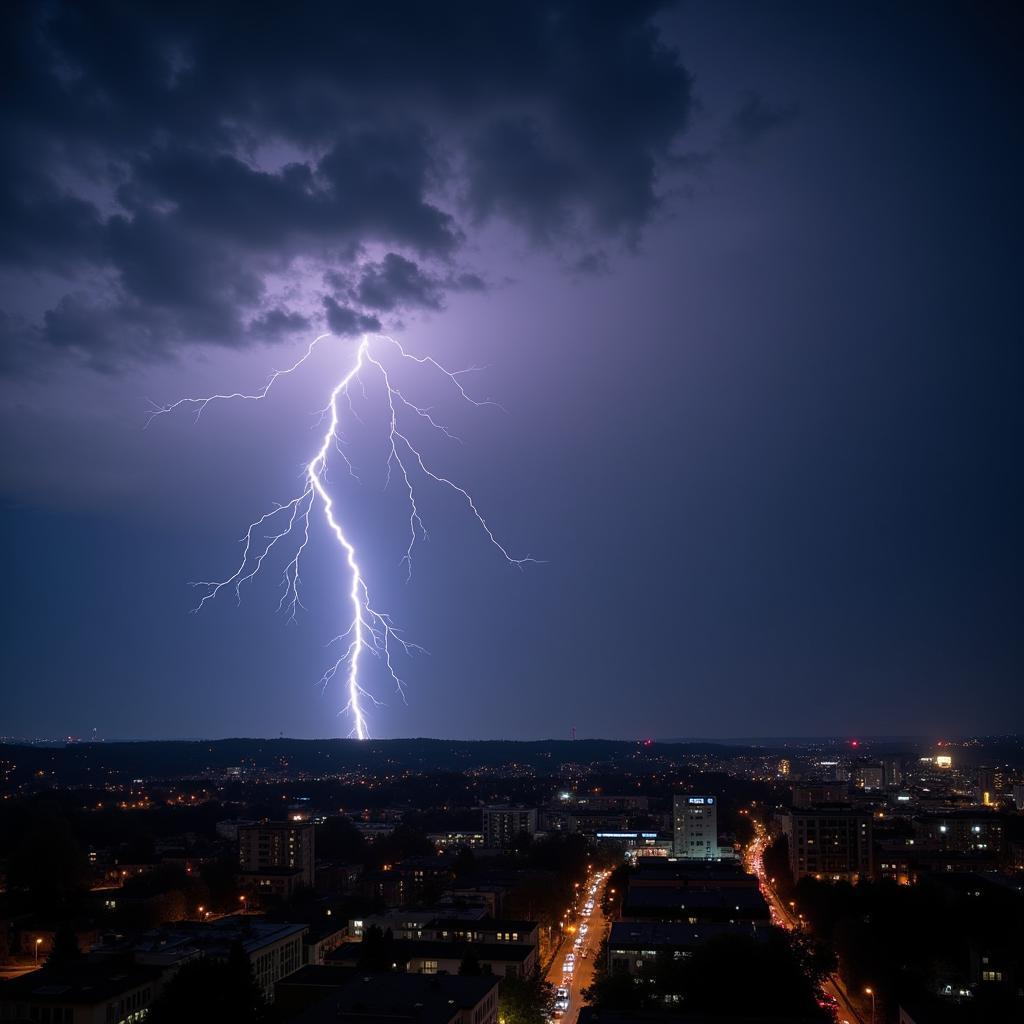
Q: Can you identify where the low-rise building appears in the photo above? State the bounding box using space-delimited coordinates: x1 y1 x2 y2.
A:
328 937 537 978
423 918 539 950
912 812 1005 858
281 969 499 1024
0 957 163 1024
429 831 486 850
607 921 768 976
622 886 770 925
93 915 307 1003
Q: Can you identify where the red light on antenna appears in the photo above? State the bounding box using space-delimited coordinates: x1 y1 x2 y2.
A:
850 739 859 748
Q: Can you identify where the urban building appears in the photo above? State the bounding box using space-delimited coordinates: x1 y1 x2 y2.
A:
629 860 760 891
858 765 884 790
976 767 1006 805
607 921 767 976
784 806 873 882
875 839 1002 884
239 821 315 889
428 830 486 849
425 918 539 949
0 958 163 1024
93 915 307 1003
481 805 538 848
621 885 770 924
672 795 718 859
328 938 537 978
882 757 904 787
347 907 490 940
791 782 850 807
277 969 499 1024
913 812 1005 857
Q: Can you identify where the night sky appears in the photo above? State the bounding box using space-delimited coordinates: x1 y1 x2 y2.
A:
2 2 1021 740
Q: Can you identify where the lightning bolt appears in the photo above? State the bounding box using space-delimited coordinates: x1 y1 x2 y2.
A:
149 333 534 739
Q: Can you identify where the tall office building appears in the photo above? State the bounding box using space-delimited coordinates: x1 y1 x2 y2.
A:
976 767 1005 805
672 795 718 859
239 822 315 887
882 758 903 787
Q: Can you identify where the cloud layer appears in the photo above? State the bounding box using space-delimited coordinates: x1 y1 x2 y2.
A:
1 0 693 370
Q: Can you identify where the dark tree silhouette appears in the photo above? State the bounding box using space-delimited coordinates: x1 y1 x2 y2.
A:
147 943 269 1024
459 950 482 975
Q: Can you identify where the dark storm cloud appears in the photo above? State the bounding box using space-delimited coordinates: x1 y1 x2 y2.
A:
0 0 694 371
248 308 312 342
322 298 382 338
356 255 445 313
720 92 798 153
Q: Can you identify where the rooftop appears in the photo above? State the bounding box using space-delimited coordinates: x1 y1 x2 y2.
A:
0 957 162 1005
623 887 769 917
95 915 307 964
427 918 538 933
329 939 535 965
289 972 499 1024
608 921 770 950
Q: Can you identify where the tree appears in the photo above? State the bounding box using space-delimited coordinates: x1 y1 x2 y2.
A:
677 933 829 1019
454 846 477 879
7 806 90 914
512 831 535 856
762 834 794 900
585 970 650 1012
47 924 81 967
497 971 552 1024
147 944 270 1024
317 816 366 862
358 925 401 972
458 950 482 975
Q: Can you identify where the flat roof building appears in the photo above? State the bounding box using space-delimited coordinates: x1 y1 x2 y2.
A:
622 886 770 925
328 937 537 979
239 821 315 890
608 921 769 976
784 806 872 883
672 796 718 860
481 806 538 849
284 970 500 1024
0 956 163 1024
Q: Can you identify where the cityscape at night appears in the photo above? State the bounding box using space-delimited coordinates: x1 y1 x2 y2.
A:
1 2 1022 1023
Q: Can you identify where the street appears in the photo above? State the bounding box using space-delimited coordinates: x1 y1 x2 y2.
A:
544 868 611 1024
746 824 865 1024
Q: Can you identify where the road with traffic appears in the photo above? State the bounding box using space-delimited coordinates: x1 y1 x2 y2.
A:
544 868 611 1024
746 824 865 1024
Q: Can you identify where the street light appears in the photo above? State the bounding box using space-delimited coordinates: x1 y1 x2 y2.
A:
864 987 875 1024
34 937 42 962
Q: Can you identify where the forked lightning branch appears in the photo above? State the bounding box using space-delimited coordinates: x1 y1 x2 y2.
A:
150 333 534 738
